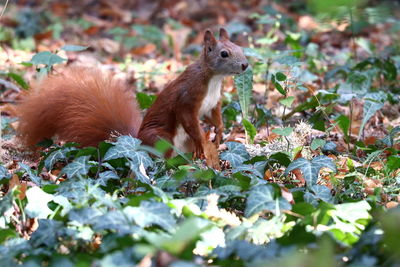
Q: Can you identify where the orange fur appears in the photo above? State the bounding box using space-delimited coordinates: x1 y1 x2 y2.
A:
17 67 141 147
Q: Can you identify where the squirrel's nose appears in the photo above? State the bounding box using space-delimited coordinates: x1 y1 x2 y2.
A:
242 63 248 71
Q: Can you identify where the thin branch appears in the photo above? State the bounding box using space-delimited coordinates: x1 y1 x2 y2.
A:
0 0 10 19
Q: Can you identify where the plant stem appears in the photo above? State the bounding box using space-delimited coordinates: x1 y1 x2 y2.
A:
349 99 353 152
348 5 358 60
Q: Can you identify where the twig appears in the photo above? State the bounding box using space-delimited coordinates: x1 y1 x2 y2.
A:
0 0 10 19
348 4 358 60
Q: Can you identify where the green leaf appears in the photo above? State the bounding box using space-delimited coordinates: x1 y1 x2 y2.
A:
44 147 73 170
92 210 133 234
234 67 253 119
27 51 66 67
279 96 295 107
380 126 400 147
30 219 63 247
7 72 28 89
124 201 176 232
213 240 277 261
145 217 211 255
0 165 11 181
69 207 103 225
310 185 333 203
25 187 54 219
328 201 371 245
310 138 326 150
272 127 293 137
243 47 264 60
269 152 291 167
276 72 287 81
136 92 157 109
104 136 150 162
0 191 14 215
245 184 291 217
19 163 41 185
322 141 337 154
285 156 336 186
274 81 286 95
336 115 350 142
387 156 400 172
60 44 89 51
242 119 257 144
359 92 386 140
61 156 91 178
220 142 250 167
98 171 120 186
0 229 18 244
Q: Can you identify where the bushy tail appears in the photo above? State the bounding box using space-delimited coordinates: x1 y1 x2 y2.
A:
17 67 142 147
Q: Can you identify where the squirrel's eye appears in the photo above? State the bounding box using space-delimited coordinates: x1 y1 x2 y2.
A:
220 51 229 58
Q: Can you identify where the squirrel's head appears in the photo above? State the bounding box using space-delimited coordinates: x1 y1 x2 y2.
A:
203 28 248 75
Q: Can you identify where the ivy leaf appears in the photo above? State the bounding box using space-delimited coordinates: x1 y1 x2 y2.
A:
44 147 73 170
242 119 257 144
60 44 89 51
69 207 103 225
359 92 386 140
56 178 106 204
234 67 253 119
27 51 66 67
272 127 293 137
220 142 250 167
245 185 291 217
0 165 11 181
104 136 153 168
104 136 141 159
285 156 336 186
380 126 400 147
61 156 91 178
19 163 41 185
279 96 295 107
322 141 337 154
25 187 54 219
124 201 176 232
30 219 63 247
310 138 326 150
0 191 14 215
98 171 120 186
213 240 279 261
52 195 72 216
144 217 211 255
92 210 136 235
310 185 333 203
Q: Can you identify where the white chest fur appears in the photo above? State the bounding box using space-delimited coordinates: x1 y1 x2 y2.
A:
172 75 224 154
199 75 224 117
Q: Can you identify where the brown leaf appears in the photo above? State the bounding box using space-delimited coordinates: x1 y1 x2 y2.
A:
131 43 156 56
34 31 53 42
386 201 398 209
8 174 27 200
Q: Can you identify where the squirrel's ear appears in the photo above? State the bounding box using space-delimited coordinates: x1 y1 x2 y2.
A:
204 29 217 51
219 28 229 41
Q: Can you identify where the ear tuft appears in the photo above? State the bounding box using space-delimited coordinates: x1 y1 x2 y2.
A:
203 29 217 51
219 28 229 41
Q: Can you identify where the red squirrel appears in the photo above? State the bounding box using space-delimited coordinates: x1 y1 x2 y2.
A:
17 28 248 158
